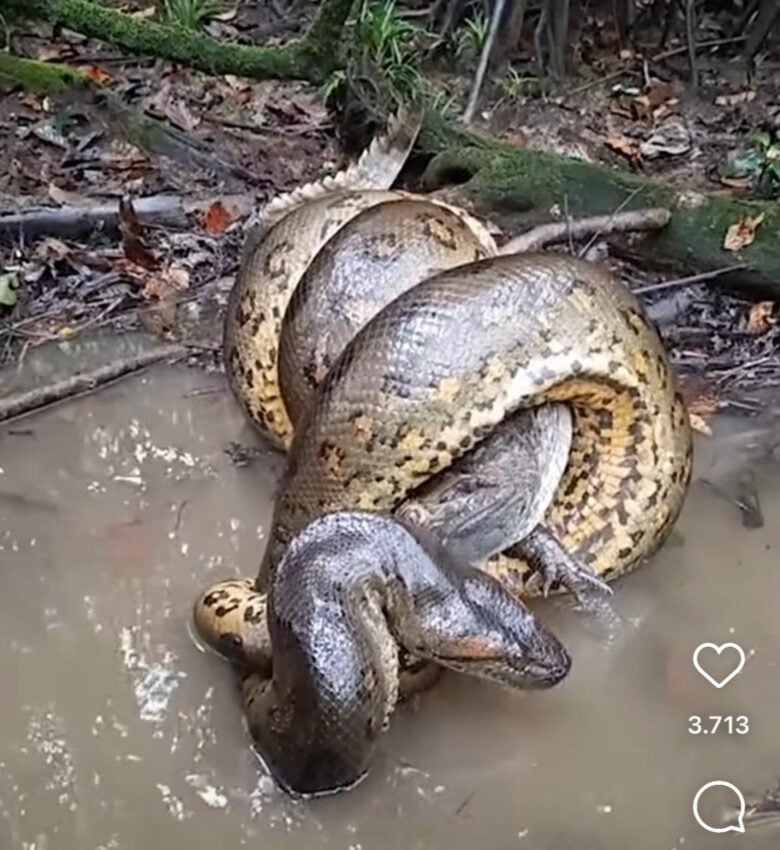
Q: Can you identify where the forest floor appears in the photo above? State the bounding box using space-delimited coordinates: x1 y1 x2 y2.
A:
1 0 780 430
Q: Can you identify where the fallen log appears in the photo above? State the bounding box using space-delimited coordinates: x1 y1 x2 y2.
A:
0 194 255 241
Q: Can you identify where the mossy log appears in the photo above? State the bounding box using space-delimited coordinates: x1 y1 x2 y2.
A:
0 51 92 94
2 0 353 83
418 118 780 297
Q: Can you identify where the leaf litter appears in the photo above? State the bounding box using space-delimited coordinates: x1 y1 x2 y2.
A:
1 0 780 424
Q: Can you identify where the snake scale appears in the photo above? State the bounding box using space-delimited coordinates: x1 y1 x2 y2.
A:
194 113 693 796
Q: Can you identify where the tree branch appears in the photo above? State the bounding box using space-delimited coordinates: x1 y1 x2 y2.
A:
500 208 671 254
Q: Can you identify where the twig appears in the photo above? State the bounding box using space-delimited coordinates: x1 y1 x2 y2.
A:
463 0 507 124
684 0 699 89
534 0 550 75
712 354 774 381
563 35 747 98
500 207 670 254
564 67 634 98
744 0 780 63
0 344 189 424
579 185 645 259
173 500 189 533
651 35 747 63
563 194 574 256
633 264 748 294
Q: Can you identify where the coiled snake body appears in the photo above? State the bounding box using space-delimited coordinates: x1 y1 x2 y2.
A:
195 120 692 796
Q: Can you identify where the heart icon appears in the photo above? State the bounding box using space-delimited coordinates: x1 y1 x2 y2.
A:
692 642 747 689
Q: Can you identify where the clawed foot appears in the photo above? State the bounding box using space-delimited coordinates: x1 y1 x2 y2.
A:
518 526 613 604
533 553 613 602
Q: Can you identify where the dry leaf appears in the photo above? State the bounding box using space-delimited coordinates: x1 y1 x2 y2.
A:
687 393 719 416
640 119 691 159
715 90 756 107
212 6 238 20
140 264 190 340
501 128 529 147
130 5 157 17
83 64 113 85
143 264 190 300
605 135 641 164
48 183 87 205
36 44 77 62
118 198 157 271
719 175 752 191
689 413 712 436
746 301 775 334
34 237 71 263
631 82 676 120
646 81 675 110
723 212 764 251
223 74 244 88
203 201 233 234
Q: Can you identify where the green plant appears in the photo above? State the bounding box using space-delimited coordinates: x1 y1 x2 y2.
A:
454 13 488 66
321 69 348 103
498 67 535 102
347 0 427 102
357 0 422 66
428 87 458 119
0 13 11 50
720 129 780 198
161 0 225 30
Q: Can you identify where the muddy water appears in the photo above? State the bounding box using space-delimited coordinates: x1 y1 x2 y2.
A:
2 356 780 850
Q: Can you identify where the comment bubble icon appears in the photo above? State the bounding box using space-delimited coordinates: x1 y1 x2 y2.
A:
692 781 746 834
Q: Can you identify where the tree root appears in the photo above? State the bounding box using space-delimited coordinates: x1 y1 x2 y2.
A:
417 115 780 297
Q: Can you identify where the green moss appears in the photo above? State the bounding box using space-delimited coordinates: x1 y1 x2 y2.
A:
4 0 353 82
0 51 90 94
655 194 780 290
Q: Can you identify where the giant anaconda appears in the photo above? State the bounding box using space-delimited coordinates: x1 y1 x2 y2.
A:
194 114 693 796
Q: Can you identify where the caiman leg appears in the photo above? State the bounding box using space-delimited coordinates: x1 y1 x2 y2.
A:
396 403 612 602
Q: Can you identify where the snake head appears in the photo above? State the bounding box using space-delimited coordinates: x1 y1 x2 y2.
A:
241 610 393 798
